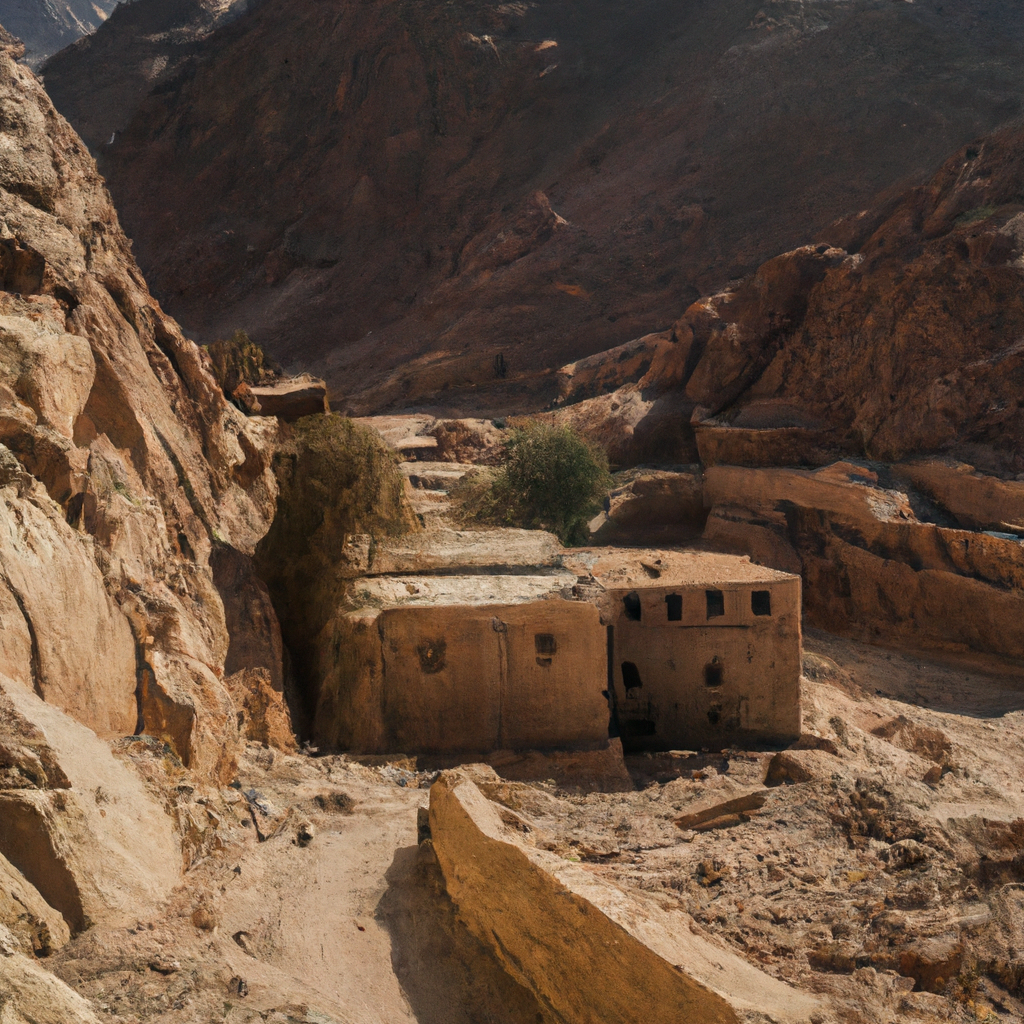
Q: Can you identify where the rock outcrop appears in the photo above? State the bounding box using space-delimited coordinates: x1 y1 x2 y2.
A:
41 0 1024 412
0 25 285 780
429 770 820 1023
582 127 1024 476
0 27 297 992
703 462 1024 659
0 679 179 934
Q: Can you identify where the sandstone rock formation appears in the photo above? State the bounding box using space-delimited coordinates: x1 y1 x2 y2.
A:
0 679 179 933
248 375 329 421
0 24 287 781
429 769 820 1022
0 25 301 1002
0 0 117 67
703 462 1024 659
574 125 1024 475
42 0 1024 412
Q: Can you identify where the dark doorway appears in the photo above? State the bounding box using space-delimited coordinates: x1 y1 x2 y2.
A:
704 658 723 687
621 661 644 692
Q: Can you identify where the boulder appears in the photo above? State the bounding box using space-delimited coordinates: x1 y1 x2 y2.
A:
138 652 242 784
248 375 329 421
0 678 179 933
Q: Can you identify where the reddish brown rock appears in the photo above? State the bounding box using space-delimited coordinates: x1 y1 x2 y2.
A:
702 462 1024 659
637 130 1024 474
43 0 1024 413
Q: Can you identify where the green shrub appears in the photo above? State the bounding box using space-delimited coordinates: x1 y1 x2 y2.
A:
204 329 278 395
455 421 611 545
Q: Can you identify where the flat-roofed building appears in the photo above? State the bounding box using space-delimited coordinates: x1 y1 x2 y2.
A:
565 549 802 751
313 531 801 755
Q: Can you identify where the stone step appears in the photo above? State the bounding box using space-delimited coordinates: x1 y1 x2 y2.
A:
399 461 475 491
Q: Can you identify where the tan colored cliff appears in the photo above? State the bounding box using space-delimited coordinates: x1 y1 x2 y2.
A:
0 24 295 982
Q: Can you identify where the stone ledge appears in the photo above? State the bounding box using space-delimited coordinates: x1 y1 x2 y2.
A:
429 771 820 1024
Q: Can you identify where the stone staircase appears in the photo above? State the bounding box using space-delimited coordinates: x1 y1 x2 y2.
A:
399 460 475 528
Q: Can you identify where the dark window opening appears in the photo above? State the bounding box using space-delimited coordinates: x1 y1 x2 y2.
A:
706 589 725 619
622 719 657 737
535 633 558 655
665 593 683 621
417 638 447 674
751 590 772 616
621 661 643 692
622 592 642 621
707 707 721 726
704 658 723 687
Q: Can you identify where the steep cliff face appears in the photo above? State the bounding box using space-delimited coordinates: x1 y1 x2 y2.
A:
44 0 1024 413
0 0 118 67
0 25 282 778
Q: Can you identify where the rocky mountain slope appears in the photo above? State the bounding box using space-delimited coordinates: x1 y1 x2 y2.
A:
42 0 1024 413
0 0 118 67
40 0 247 147
555 122 1024 476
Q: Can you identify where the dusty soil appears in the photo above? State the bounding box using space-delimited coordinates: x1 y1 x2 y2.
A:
48 744 555 1023
43 631 1024 1023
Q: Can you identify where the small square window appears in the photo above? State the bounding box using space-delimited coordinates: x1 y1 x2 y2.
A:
665 593 683 621
535 633 558 655
705 589 725 619
751 590 772 616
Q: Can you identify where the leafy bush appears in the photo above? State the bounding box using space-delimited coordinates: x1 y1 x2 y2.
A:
204 329 279 396
454 421 610 545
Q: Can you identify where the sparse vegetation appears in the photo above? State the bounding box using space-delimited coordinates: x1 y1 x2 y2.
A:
453 421 611 545
954 205 1000 226
254 414 414 728
204 329 279 396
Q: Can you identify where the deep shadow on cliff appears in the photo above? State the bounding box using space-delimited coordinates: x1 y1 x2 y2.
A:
42 0 1024 414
